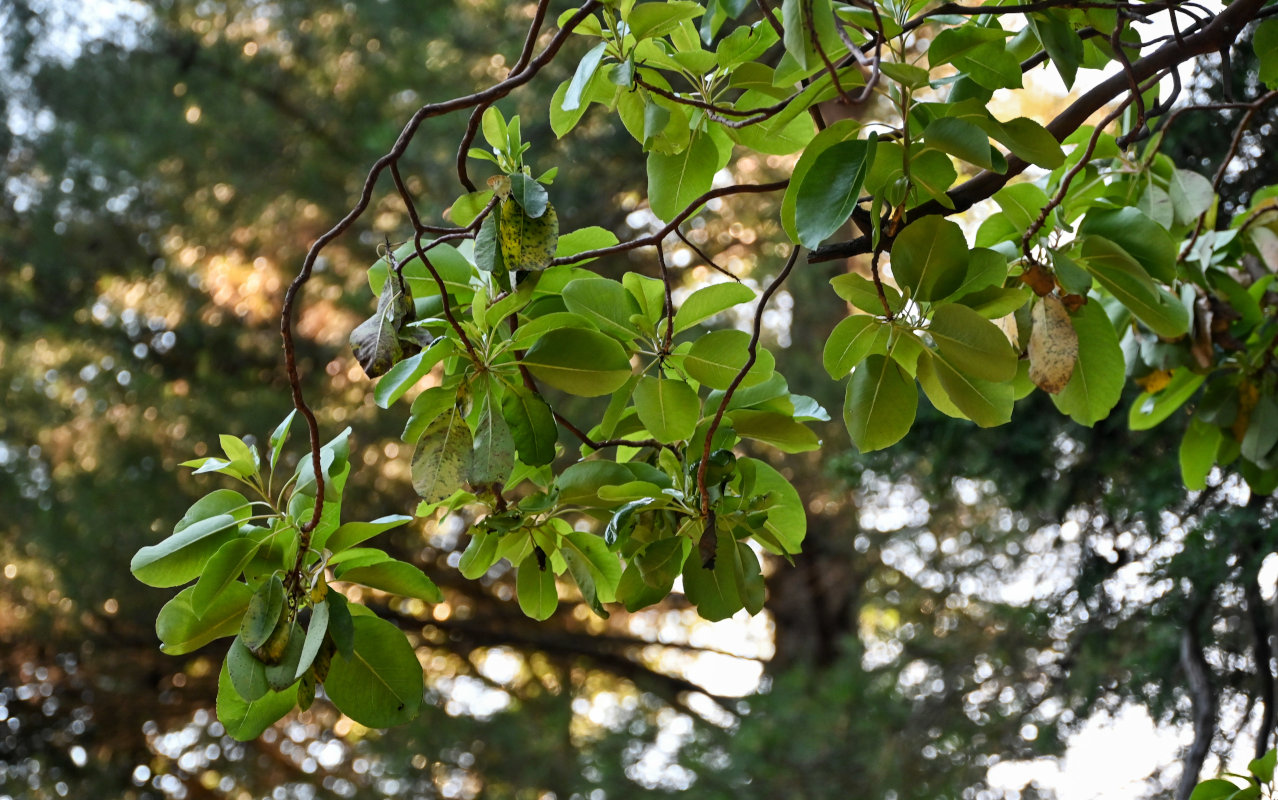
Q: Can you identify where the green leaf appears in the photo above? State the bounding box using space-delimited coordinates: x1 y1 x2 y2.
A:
156 582 253 656
295 601 329 681
263 626 306 690
1168 168 1215 227
629 1 705 40
928 25 1011 66
929 303 1017 382
682 329 775 390
782 120 862 242
923 117 997 172
1129 368 1205 431
1080 208 1177 283
830 272 904 315
673 282 756 333
994 182 1050 232
131 511 242 588
562 531 621 616
522 328 633 396
374 338 452 409
337 559 443 603
823 315 891 378
516 551 558 620
562 278 642 341
1028 12 1082 89
268 411 296 473
411 405 473 503
634 376 701 443
795 137 877 248
780 0 841 70
471 391 516 487
646 130 720 223
216 656 296 741
954 41 1023 90
742 457 806 554
501 386 558 466
879 61 930 90
724 537 765 614
1243 396 1278 464
1052 302 1125 426
992 117 1064 169
324 615 423 728
227 635 272 701
448 190 495 226
480 106 507 150
844 354 917 452
681 532 743 621
220 434 258 478
555 226 620 264
562 41 609 112
1249 748 1277 783
192 538 261 611
923 352 1015 427
403 386 461 445
507 173 549 218
323 515 413 555
459 530 501 579
1256 19 1278 89
891 216 969 303
1081 236 1190 338
240 574 286 651
729 409 820 453
1180 417 1222 491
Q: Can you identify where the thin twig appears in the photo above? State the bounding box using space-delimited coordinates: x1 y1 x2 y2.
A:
696 246 801 517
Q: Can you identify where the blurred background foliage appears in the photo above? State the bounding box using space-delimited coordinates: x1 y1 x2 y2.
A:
2 1 1276 799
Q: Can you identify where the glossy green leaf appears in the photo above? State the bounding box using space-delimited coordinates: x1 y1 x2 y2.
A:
156 582 253 656
323 515 413 555
131 511 241 588
403 386 460 445
994 182 1050 231
992 117 1064 169
929 303 1017 382
562 531 621 616
192 537 261 611
673 282 756 333
561 41 608 112
227 635 272 701
782 120 861 242
471 392 515 487
795 137 877 248
729 409 820 453
1180 417 1222 490
459 530 501 579
216 656 297 741
1080 208 1177 283
1129 368 1205 430
682 329 775 390
924 352 1015 427
1168 168 1215 227
516 551 558 620
411 405 473 503
955 41 1023 90
629 1 705 40
373 338 452 409
501 386 558 466
647 130 719 223
522 328 633 396
634 376 701 443
1081 236 1190 338
240 575 286 652
1052 302 1125 426
681 532 743 621
268 411 295 473
1243 396 1278 464
562 278 642 341
891 216 969 303
1256 19 1278 89
923 117 997 172
507 173 549 218
830 272 904 315
743 457 806 553
337 559 443 603
555 226 620 264
823 315 891 378
928 25 1011 66
325 615 423 728
844 354 917 452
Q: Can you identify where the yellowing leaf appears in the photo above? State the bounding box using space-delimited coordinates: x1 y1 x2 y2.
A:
499 198 559 271
1028 295 1078 394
